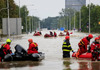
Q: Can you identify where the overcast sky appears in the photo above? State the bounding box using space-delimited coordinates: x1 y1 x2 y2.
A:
14 0 100 20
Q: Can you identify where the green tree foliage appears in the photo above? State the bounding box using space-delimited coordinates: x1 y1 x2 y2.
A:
40 17 59 30
0 0 40 33
0 0 7 28
76 4 100 33
0 0 19 29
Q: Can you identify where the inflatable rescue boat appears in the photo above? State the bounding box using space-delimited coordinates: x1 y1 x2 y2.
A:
4 44 45 62
72 52 92 58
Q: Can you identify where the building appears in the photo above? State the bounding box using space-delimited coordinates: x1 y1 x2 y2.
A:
2 18 22 35
65 0 86 11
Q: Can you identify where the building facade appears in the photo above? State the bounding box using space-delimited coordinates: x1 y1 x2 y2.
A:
65 0 86 11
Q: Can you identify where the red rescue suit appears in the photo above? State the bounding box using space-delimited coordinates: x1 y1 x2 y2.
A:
54 32 57 37
90 42 99 52
90 42 99 61
1 44 12 55
0 44 12 61
27 42 38 54
78 37 90 54
66 32 69 36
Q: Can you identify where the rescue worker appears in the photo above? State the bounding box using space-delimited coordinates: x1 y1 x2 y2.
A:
54 31 57 37
62 36 74 58
0 39 12 62
90 37 99 61
76 34 93 58
27 39 38 54
66 30 70 36
50 31 53 36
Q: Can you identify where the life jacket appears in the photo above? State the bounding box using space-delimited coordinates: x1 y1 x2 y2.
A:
28 42 38 54
79 40 85 47
78 37 90 50
90 41 99 52
62 40 73 52
0 44 11 55
31 42 38 51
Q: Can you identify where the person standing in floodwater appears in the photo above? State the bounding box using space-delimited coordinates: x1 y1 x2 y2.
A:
62 36 74 58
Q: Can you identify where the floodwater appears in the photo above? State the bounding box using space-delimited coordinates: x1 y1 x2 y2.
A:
0 30 100 70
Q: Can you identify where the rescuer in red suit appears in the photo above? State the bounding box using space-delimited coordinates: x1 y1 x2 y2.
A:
90 37 99 61
0 39 12 62
54 31 57 37
66 30 70 36
27 39 38 54
78 34 93 54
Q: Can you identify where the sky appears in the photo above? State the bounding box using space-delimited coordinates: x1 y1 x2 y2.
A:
14 0 100 20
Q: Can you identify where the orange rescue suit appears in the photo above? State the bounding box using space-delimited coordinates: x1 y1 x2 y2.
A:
27 42 38 54
78 37 90 54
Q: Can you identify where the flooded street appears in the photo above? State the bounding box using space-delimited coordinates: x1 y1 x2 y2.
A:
0 30 100 70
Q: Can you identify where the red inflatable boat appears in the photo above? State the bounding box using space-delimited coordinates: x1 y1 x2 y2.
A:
72 52 92 58
33 33 41 36
44 34 52 38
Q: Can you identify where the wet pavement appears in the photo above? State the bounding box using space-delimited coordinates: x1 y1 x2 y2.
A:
0 30 100 70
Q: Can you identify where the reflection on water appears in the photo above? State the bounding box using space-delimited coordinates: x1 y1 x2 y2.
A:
63 60 71 70
63 58 100 70
0 61 42 69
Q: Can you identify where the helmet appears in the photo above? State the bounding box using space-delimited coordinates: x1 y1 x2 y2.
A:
65 36 70 40
28 39 33 43
95 37 99 41
88 34 93 39
6 39 11 43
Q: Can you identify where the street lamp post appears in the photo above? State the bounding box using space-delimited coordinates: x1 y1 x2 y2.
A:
74 9 76 30
79 8 81 32
38 21 40 30
29 17 31 33
19 0 20 17
32 16 33 32
7 0 10 38
89 0 91 33
25 9 28 34
67 14 69 30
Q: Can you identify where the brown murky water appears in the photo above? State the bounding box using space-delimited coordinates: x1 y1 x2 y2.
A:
0 30 100 70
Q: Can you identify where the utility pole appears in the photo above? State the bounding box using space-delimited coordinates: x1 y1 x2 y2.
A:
67 14 69 30
25 9 28 34
29 17 31 33
74 9 75 31
89 0 91 33
19 0 20 17
38 21 40 30
32 16 33 32
7 0 10 38
80 9 81 32
69 14 71 30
